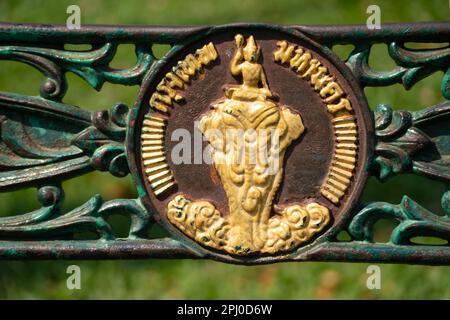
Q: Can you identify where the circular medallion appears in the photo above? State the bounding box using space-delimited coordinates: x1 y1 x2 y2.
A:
128 25 373 263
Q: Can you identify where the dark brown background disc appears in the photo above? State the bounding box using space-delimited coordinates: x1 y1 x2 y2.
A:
128 25 374 264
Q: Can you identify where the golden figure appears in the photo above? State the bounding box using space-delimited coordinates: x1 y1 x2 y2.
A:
227 34 272 101
167 35 330 255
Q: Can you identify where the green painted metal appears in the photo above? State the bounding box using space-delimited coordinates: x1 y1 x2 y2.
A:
0 22 448 265
0 185 150 240
350 191 450 245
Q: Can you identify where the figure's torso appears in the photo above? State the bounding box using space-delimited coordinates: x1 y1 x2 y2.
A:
240 61 262 88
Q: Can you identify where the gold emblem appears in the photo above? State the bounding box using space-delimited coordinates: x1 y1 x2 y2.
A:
166 35 331 255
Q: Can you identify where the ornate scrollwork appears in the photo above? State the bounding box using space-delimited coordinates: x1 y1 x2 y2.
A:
347 42 450 98
73 102 130 177
371 101 450 181
340 37 450 253
342 39 450 252
0 31 156 245
0 43 154 101
349 191 450 245
0 92 132 191
0 185 151 240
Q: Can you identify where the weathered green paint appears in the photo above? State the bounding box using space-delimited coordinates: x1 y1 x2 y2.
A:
349 191 450 244
0 185 150 240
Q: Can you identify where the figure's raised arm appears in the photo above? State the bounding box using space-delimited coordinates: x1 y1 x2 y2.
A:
230 34 244 76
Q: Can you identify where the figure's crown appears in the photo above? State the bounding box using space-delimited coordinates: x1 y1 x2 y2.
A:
243 35 258 54
242 35 260 62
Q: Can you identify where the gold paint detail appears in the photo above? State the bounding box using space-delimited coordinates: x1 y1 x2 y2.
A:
168 194 330 255
273 41 359 204
167 35 330 255
142 42 218 196
322 114 358 204
149 42 218 114
141 115 175 196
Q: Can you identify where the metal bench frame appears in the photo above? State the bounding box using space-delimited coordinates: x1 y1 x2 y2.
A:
0 22 449 265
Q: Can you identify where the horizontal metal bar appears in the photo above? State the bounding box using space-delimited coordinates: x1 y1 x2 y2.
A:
0 22 448 45
0 23 209 44
0 238 200 260
0 239 448 265
296 21 450 44
307 242 450 266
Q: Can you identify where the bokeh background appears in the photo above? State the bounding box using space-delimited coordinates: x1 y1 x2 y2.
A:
0 0 449 299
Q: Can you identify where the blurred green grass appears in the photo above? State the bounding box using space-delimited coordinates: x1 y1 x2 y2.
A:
0 0 449 299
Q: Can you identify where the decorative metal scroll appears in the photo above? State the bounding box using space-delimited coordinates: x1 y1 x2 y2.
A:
0 22 448 265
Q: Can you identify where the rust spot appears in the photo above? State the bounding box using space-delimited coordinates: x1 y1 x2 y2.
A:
210 166 220 185
404 199 409 209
